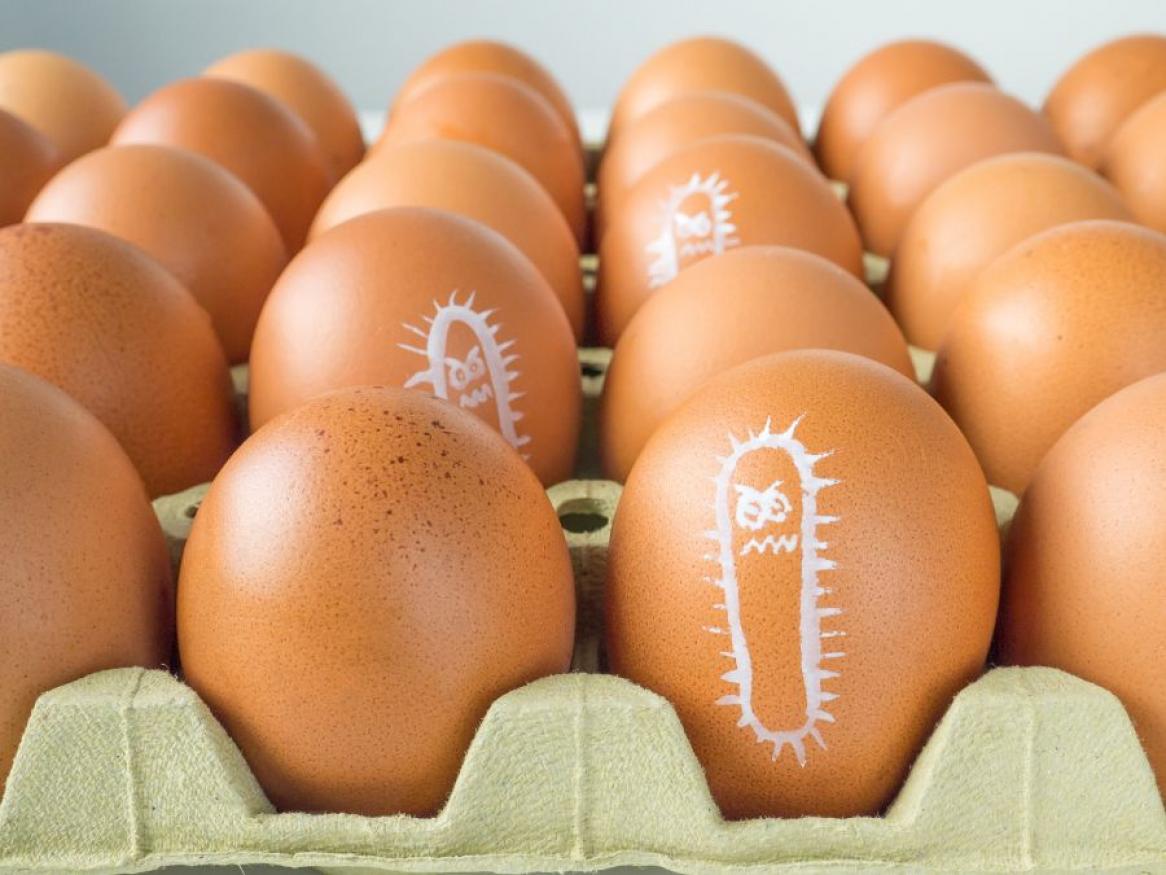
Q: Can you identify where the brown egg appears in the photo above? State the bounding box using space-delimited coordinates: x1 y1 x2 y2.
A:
111 77 331 251
998 372 1166 794
815 39 992 183
849 82 1064 257
249 208 579 485
886 152 1132 350
377 73 586 245
606 349 999 818
0 108 58 227
602 246 913 482
932 220 1166 493
0 362 172 795
1102 92 1166 234
596 134 863 346
0 49 126 163
1044 34 1166 169
608 36 800 140
596 90 815 238
26 144 288 363
178 386 575 816
392 39 580 148
310 140 583 339
0 223 237 496
204 48 365 181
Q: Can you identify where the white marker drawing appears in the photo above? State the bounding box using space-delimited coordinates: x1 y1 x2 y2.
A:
646 171 740 289
704 416 842 767
399 290 530 457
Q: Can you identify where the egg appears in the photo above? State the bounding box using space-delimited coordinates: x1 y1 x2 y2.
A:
204 48 365 181
0 362 172 795
310 140 583 340
1101 91 1166 234
849 82 1064 257
596 134 863 346
0 223 237 496
178 386 575 816
111 77 330 252
0 49 126 163
601 246 913 482
1044 34 1166 169
997 372 1166 794
26 144 288 363
608 36 800 140
886 152 1131 350
0 108 58 227
596 91 815 238
605 349 999 818
814 39 992 183
391 39 580 149
249 207 580 485
932 220 1166 493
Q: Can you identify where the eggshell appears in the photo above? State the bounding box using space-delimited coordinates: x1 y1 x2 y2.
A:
596 90 815 238
596 134 863 346
377 73 586 245
392 39 580 149
178 386 575 816
249 207 580 485
997 372 1166 794
606 349 999 818
1101 91 1166 234
849 82 1064 257
608 36 799 140
0 223 237 497
0 49 126 163
204 48 365 181
814 39 992 183
0 108 58 227
1044 34 1166 169
0 362 172 795
932 220 1166 493
886 152 1132 350
26 144 288 363
601 246 913 482
310 140 583 340
111 77 331 252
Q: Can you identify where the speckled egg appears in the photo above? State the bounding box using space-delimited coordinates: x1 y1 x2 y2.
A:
0 362 172 795
111 77 330 251
249 207 579 485
601 246 913 482
0 223 237 496
0 108 58 227
310 139 583 339
1101 91 1166 234
26 144 288 363
596 134 863 346
606 349 1000 818
178 386 575 816
814 39 992 183
1044 34 1166 169
849 82 1064 257
886 152 1131 350
932 219 1166 493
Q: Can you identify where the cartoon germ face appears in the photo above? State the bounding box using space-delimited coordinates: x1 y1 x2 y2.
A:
646 171 740 289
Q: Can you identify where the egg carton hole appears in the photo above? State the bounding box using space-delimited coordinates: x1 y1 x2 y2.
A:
557 497 610 533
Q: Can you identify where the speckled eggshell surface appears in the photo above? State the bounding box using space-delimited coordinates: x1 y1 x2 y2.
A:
0 108 58 227
310 140 583 340
0 363 172 796
0 223 237 497
26 144 288 363
248 207 580 485
600 246 913 482
1102 91 1166 235
605 349 1000 818
177 387 576 816
932 220 1166 494
596 134 863 346
885 152 1132 350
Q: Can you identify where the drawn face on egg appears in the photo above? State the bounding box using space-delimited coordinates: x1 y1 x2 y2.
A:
646 172 740 289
